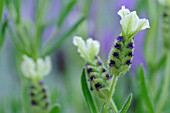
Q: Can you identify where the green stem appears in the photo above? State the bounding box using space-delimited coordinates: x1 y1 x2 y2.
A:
34 0 46 59
103 75 118 113
110 99 118 113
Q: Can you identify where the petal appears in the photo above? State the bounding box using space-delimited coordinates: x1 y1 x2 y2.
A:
73 36 89 61
118 6 150 36
21 62 29 78
127 11 140 34
36 57 46 77
87 38 100 60
43 56 52 77
118 6 130 19
120 19 127 34
138 19 150 30
130 19 150 36
120 12 139 35
21 55 36 78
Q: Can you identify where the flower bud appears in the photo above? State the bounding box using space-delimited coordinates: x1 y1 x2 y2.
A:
108 36 134 76
85 56 112 99
30 81 49 109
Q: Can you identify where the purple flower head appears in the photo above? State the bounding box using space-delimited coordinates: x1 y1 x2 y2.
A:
114 43 121 49
87 68 93 73
102 68 106 72
94 56 98 59
90 75 96 81
128 42 134 48
31 100 37 105
109 60 115 67
85 62 89 66
106 74 110 79
117 36 123 41
90 86 93 90
97 61 102 65
113 52 119 57
126 60 132 65
39 81 44 85
128 52 133 57
95 82 102 91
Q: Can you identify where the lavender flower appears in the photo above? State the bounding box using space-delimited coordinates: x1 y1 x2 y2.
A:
73 36 100 62
108 6 150 76
21 55 52 80
73 36 112 99
118 6 150 37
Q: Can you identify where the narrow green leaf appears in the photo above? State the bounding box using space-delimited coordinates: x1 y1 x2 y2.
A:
156 53 170 113
139 64 154 113
120 93 133 113
57 0 77 27
154 53 167 72
36 0 46 24
50 104 60 113
0 0 4 21
34 0 47 58
81 69 98 113
7 26 30 55
42 16 85 56
13 0 20 24
0 19 8 48
149 53 167 80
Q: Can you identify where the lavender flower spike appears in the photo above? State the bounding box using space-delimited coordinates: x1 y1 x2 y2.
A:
73 36 112 99
108 6 150 76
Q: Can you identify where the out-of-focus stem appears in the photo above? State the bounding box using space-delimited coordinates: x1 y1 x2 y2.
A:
34 0 46 59
156 52 170 113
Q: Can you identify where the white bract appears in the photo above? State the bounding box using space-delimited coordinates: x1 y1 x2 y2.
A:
73 36 100 62
118 6 150 37
158 0 170 6
21 55 52 80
